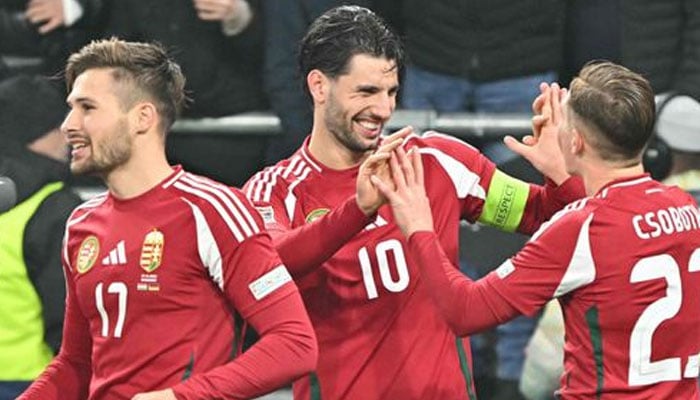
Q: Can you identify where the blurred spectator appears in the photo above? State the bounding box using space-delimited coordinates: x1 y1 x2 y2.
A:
561 0 700 99
103 0 266 117
398 1 564 398
657 94 700 195
0 0 106 75
0 75 82 400
400 0 561 118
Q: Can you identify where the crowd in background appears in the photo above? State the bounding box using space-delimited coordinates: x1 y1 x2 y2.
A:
1 1 699 399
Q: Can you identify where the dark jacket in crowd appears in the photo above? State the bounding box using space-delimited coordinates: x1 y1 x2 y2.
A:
563 0 700 99
0 0 106 75
402 0 564 82
105 0 266 117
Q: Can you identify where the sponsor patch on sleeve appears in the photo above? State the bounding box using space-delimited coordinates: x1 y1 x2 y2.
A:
256 206 276 225
249 265 292 300
495 259 515 279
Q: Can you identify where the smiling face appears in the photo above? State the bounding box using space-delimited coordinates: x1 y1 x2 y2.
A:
62 68 134 177
321 54 399 154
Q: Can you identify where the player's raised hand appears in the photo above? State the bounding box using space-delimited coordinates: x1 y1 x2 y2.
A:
371 146 433 238
131 388 177 400
504 83 569 185
356 126 413 215
530 81 551 141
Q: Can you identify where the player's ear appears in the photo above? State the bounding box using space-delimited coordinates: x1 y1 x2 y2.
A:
131 101 158 136
307 69 329 105
571 128 585 155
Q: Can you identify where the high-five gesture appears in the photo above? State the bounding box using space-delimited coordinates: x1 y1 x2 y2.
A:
356 126 413 215
503 82 569 184
371 146 433 237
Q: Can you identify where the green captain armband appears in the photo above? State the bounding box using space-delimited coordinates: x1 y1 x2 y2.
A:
477 169 530 232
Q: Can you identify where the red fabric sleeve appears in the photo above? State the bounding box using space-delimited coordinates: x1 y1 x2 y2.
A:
519 175 585 235
406 231 522 336
272 196 372 277
171 291 317 400
18 266 92 399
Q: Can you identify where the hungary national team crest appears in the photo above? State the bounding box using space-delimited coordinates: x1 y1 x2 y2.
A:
140 229 165 273
76 235 99 274
305 208 330 223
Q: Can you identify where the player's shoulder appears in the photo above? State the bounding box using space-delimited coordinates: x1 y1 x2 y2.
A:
403 130 483 171
244 152 318 203
66 190 109 227
167 170 248 207
168 170 263 241
532 197 596 240
405 130 479 153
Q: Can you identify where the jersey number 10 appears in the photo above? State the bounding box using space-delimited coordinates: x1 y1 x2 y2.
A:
359 239 410 299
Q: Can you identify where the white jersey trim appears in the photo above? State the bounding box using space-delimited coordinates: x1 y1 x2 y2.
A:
247 155 315 208
182 197 224 290
162 169 186 188
183 174 260 235
422 131 479 151
599 176 652 199
284 166 312 221
418 147 486 200
553 213 596 297
173 176 258 243
299 145 322 173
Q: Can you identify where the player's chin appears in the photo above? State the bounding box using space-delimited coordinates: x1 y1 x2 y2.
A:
359 136 381 152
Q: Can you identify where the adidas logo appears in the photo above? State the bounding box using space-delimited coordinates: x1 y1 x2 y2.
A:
102 240 127 265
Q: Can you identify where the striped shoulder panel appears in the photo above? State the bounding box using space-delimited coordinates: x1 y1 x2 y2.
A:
421 130 479 151
170 172 261 243
66 191 108 228
245 155 315 203
530 197 590 242
404 131 488 200
63 192 108 272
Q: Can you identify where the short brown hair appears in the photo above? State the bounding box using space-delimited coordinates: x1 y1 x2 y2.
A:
568 61 656 162
65 38 186 132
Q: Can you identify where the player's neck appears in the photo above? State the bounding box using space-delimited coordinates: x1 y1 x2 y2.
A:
582 162 645 196
308 126 369 170
104 149 173 200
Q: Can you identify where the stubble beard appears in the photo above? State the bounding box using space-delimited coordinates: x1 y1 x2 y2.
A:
71 120 133 177
324 94 379 155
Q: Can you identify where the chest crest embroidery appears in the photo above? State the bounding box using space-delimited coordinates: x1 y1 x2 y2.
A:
140 229 165 273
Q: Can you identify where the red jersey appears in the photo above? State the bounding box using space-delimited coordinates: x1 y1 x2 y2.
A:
489 175 700 399
409 174 700 399
244 133 584 400
21 167 316 400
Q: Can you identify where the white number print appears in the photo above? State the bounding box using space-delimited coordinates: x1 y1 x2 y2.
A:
95 282 128 338
359 239 410 300
628 249 700 385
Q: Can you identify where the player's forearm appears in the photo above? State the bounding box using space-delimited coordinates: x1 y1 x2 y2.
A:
172 293 317 399
20 270 92 399
274 196 372 277
18 356 91 399
407 231 519 336
519 175 585 235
